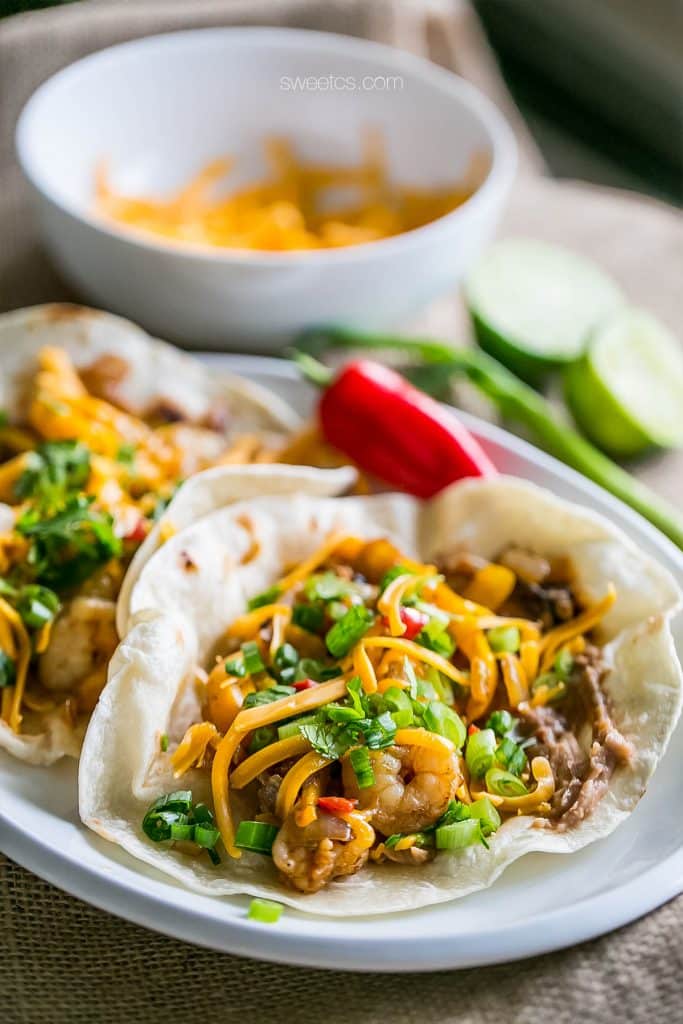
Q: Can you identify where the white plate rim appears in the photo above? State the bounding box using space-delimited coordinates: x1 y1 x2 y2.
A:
1 353 681 972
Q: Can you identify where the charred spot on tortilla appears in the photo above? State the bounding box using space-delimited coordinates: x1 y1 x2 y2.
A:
179 550 198 573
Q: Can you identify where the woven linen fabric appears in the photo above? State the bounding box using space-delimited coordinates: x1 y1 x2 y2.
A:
1 2 682 1022
1 854 681 1024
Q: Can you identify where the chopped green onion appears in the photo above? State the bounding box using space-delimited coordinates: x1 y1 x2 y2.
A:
277 713 319 740
225 656 246 678
241 641 265 675
170 822 194 841
292 602 325 632
296 658 342 682
305 572 357 602
243 685 295 708
485 767 529 797
495 737 527 775
423 666 455 706
248 725 278 754
194 824 220 849
553 648 575 681
160 733 169 752
403 658 419 699
235 820 279 855
416 620 455 658
0 650 17 689
468 796 501 836
325 605 374 658
141 790 194 842
423 701 466 749
465 728 497 778
327 600 348 621
247 898 283 924
435 819 484 850
485 709 514 737
487 625 521 653
383 686 414 729
247 585 282 611
349 746 375 788
274 643 299 669
16 584 60 629
192 803 214 824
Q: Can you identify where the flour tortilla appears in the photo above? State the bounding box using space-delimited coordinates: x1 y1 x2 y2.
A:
80 474 683 915
0 304 314 765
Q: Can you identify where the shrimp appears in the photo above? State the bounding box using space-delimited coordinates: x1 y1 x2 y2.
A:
273 807 374 894
342 744 461 836
38 596 117 692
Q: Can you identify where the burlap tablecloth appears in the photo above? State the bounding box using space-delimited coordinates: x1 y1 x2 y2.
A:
1 3 681 1021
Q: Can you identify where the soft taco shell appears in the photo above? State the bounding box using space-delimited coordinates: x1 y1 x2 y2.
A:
0 304 307 764
80 474 682 915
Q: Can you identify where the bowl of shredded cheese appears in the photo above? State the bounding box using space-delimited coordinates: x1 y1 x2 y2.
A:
17 28 516 349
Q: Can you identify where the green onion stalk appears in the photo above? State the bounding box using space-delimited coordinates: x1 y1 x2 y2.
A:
292 327 683 550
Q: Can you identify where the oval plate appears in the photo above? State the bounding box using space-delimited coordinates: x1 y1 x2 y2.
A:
1 355 681 971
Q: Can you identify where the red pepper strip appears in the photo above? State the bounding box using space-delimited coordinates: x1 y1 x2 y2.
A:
124 517 149 544
293 678 318 692
317 796 358 815
382 606 428 641
318 360 497 498
468 724 480 736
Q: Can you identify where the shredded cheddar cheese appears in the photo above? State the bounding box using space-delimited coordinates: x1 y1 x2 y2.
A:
0 597 30 732
230 734 311 790
362 636 469 686
95 134 477 252
275 751 333 822
353 642 378 695
170 721 221 777
539 585 617 673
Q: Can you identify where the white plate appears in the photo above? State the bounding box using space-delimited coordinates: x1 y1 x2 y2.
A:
1 355 681 972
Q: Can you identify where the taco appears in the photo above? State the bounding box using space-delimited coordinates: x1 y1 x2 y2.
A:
0 303 308 764
79 472 682 914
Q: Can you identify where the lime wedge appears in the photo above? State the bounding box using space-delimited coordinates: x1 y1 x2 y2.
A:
465 240 623 384
565 308 683 458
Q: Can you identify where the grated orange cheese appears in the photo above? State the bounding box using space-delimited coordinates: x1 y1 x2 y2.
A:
170 721 221 777
362 636 469 687
0 597 30 732
353 642 378 694
230 734 311 790
539 585 616 673
275 751 333 821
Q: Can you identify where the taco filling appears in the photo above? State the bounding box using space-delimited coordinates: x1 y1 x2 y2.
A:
143 531 631 894
0 345 280 747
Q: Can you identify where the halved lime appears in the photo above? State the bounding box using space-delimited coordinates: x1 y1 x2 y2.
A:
565 307 683 458
465 239 624 384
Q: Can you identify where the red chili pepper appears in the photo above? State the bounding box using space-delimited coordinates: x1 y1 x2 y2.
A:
317 796 358 815
382 606 428 640
468 724 480 736
125 517 149 544
318 360 497 498
293 678 318 692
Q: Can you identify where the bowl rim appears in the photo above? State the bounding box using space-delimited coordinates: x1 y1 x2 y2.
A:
15 26 517 268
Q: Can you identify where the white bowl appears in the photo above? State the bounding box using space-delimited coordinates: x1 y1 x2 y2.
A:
16 28 516 349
